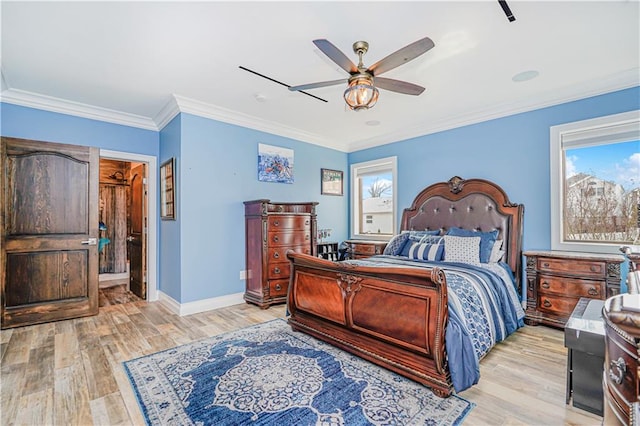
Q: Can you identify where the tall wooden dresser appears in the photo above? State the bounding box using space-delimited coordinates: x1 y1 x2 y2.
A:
524 250 624 328
603 294 640 425
244 200 318 308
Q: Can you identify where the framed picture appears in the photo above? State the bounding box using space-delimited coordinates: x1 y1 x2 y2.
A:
258 143 294 184
321 168 343 196
160 158 176 220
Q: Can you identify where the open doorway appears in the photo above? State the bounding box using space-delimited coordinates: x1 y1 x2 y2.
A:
99 150 158 307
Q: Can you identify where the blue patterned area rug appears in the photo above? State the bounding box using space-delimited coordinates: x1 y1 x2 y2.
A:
124 319 474 425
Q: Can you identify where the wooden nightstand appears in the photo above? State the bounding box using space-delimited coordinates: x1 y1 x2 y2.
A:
345 240 387 260
524 250 624 328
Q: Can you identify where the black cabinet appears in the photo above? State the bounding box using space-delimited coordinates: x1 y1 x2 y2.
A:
564 297 606 416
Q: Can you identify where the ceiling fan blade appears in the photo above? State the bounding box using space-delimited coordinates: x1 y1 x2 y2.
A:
367 37 435 76
375 77 425 95
313 39 358 74
289 79 346 92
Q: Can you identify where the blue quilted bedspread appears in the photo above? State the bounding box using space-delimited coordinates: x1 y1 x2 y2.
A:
346 255 525 393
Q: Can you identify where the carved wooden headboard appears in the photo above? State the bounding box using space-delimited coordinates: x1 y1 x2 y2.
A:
400 176 524 290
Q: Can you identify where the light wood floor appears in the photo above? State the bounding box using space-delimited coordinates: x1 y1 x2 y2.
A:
1 300 601 425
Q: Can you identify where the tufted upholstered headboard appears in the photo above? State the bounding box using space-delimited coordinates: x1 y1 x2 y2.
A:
400 176 524 291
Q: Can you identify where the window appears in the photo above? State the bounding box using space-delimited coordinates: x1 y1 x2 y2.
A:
350 156 397 240
550 110 640 254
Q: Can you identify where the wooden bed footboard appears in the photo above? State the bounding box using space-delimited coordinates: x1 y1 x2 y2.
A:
286 251 453 397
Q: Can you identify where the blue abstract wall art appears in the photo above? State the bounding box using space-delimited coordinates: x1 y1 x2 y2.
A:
258 143 294 183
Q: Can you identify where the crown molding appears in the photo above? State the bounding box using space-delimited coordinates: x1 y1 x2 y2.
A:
346 68 640 152
0 88 158 131
2 68 636 154
154 95 181 130
172 95 347 152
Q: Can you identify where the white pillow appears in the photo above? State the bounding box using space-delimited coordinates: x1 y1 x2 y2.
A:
444 235 481 264
490 239 505 263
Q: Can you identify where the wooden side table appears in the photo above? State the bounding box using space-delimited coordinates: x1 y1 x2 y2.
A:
524 250 624 328
344 240 387 260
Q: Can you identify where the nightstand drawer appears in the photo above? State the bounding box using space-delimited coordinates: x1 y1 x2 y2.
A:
538 274 604 298
345 240 387 259
538 257 606 279
538 294 580 318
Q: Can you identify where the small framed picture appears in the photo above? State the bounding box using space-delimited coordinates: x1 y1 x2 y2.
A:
321 168 343 196
160 158 176 220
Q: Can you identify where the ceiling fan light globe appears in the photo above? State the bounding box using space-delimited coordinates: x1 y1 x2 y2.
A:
344 78 379 111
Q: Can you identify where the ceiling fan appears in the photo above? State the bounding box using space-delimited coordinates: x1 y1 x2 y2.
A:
289 37 435 111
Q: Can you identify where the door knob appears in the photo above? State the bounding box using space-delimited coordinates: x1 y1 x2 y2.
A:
126 236 134 242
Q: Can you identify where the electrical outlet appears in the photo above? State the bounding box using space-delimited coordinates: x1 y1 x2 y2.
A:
240 270 247 280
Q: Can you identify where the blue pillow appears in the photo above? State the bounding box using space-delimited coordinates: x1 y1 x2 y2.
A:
445 227 499 263
400 238 444 261
383 233 410 255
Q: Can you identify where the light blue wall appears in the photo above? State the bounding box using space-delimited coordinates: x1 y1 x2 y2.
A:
349 86 639 251
1 103 158 155
159 115 182 301
348 86 640 292
3 86 637 304
177 113 348 303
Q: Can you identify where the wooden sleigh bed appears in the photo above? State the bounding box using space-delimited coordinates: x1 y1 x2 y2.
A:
286 176 524 397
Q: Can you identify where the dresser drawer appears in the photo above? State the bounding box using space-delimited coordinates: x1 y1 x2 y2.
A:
604 327 639 409
268 245 312 261
268 215 311 230
268 279 288 297
538 257 606 279
267 230 311 246
538 274 604 298
267 263 290 280
537 294 580 318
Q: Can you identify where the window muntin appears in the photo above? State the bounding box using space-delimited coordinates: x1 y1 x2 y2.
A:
350 157 397 240
551 111 640 253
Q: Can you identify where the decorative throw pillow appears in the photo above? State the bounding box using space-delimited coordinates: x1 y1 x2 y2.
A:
401 238 445 261
490 239 505 263
446 227 499 263
443 235 481 264
383 233 410 255
404 229 441 242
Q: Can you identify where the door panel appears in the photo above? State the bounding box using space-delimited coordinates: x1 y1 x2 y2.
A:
128 163 146 299
1 137 99 329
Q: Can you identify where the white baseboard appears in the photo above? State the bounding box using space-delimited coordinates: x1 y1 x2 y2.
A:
157 291 245 316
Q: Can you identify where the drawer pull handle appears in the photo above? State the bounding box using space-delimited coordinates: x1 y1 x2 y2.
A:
542 262 550 268
273 235 279 242
588 287 598 296
590 265 597 272
305 220 309 225
609 357 627 385
273 252 280 259
277 206 284 212
541 281 550 289
275 283 282 291
273 220 279 227
305 234 310 240
274 267 281 274
543 299 552 308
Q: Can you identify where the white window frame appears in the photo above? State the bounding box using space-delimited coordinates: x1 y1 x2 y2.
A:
350 156 398 241
550 110 640 254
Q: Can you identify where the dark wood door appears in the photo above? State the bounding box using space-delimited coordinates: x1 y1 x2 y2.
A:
128 163 146 299
1 137 99 328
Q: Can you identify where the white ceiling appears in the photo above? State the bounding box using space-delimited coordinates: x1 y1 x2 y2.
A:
1 1 639 152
